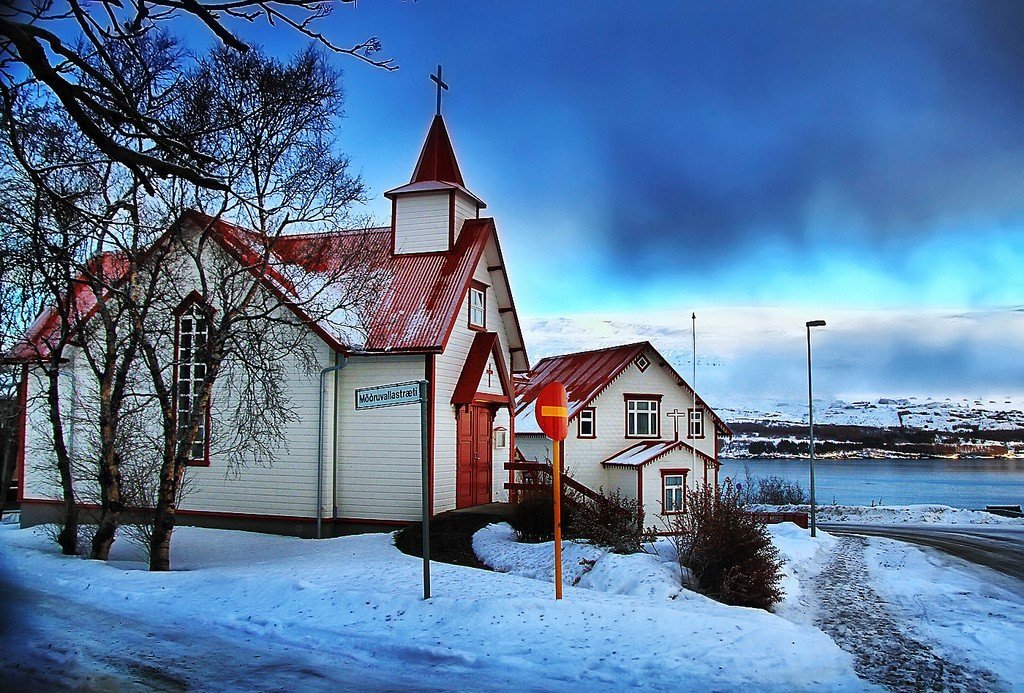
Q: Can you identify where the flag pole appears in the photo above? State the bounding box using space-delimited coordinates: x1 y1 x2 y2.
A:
692 312 698 484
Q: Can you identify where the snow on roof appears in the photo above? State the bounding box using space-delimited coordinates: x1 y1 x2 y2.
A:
601 439 715 469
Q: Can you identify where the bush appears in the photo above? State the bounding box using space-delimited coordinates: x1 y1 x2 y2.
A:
508 488 571 543
569 488 653 555
737 466 808 506
508 483 650 553
671 480 784 610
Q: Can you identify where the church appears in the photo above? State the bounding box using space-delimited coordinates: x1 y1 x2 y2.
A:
17 109 530 537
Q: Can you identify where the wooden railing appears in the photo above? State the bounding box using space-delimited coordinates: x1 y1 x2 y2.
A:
504 456 608 508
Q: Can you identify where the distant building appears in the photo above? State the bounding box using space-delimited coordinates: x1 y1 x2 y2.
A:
515 342 730 527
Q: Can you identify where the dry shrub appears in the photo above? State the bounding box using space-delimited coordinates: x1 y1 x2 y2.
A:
509 484 650 553
672 479 784 610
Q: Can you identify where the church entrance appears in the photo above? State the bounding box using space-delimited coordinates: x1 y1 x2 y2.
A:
456 404 493 508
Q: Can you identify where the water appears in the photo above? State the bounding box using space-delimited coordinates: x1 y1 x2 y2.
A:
719 458 1024 509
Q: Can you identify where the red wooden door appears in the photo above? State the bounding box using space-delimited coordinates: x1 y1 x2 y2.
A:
473 405 493 506
456 405 493 508
456 407 474 508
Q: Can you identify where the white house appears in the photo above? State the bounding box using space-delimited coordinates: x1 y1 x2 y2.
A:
15 114 530 536
514 342 731 527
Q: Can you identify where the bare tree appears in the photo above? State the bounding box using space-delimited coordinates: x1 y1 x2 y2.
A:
132 46 382 570
0 37 185 558
0 0 394 192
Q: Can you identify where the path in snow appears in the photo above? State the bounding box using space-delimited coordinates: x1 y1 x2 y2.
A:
812 536 1007 692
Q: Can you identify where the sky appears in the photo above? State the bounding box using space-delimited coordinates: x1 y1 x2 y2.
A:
200 1 1024 400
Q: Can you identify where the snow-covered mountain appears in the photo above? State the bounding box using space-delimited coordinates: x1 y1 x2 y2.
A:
521 309 1024 430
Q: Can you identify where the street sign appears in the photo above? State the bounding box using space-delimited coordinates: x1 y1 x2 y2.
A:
353 379 432 601
535 382 568 440
355 381 424 410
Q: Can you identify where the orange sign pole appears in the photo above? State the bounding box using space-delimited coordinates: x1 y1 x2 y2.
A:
552 438 563 600
535 382 568 601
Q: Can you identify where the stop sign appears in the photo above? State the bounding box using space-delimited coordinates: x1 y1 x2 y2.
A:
534 382 568 441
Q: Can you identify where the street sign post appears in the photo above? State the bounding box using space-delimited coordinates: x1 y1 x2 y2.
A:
535 382 568 600
355 380 431 599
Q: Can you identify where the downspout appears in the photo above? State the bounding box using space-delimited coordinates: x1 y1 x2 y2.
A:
317 353 348 539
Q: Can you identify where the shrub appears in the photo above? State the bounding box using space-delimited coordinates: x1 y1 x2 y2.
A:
568 488 653 554
508 483 650 553
736 466 808 506
671 480 784 610
508 488 566 543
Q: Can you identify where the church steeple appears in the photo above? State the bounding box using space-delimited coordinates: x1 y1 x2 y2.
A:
409 115 465 186
384 70 486 255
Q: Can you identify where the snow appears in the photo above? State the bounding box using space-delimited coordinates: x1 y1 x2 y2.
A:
4 516 1023 690
864 537 1024 686
747 503 1024 525
1 522 865 691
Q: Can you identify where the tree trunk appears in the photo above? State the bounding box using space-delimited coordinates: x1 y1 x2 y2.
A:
149 454 183 571
0 435 16 521
91 411 123 560
46 369 79 555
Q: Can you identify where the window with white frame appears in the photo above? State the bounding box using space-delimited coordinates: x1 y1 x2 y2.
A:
626 397 659 437
688 408 705 438
663 472 686 514
468 285 485 329
175 302 210 462
578 408 595 438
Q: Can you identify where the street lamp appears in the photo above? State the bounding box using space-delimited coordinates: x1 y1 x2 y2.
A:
806 319 826 537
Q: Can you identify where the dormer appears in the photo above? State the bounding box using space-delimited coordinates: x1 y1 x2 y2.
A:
385 115 486 254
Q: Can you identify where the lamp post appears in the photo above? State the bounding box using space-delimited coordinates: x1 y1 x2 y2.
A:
806 319 826 537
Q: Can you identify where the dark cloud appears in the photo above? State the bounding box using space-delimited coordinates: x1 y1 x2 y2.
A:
590 2 1024 273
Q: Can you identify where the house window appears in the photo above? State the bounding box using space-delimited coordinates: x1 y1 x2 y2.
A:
175 301 211 464
662 470 688 514
493 426 507 449
468 285 486 329
688 408 705 438
626 397 660 438
578 408 595 438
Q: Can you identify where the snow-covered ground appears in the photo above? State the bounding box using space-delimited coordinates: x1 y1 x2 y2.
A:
0 522 862 691
747 503 1024 525
2 515 1022 690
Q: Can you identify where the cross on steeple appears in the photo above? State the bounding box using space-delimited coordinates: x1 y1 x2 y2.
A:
430 64 448 116
485 363 495 387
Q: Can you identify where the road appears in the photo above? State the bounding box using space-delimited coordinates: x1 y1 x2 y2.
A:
820 523 1024 585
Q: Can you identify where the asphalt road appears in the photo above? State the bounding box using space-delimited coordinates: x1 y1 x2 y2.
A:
820 523 1024 585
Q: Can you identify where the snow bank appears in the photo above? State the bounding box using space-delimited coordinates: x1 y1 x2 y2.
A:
472 522 864 690
1 523 867 691
864 537 1024 686
748 503 1024 525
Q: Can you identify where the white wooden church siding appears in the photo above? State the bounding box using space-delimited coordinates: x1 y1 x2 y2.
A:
393 193 451 254
431 256 514 513
333 353 426 522
453 192 478 242
180 332 333 519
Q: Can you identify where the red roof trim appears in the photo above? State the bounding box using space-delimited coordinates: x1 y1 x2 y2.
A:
451 331 513 407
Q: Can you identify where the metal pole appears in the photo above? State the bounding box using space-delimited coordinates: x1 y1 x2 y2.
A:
692 313 698 484
420 379 431 600
552 438 563 600
807 325 816 537
804 320 827 535
317 359 347 540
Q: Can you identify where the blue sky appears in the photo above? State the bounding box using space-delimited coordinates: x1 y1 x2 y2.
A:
198 2 1024 399
228 0 1024 318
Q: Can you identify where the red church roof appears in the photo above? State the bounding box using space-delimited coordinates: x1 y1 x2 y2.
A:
514 342 731 436
11 210 521 362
